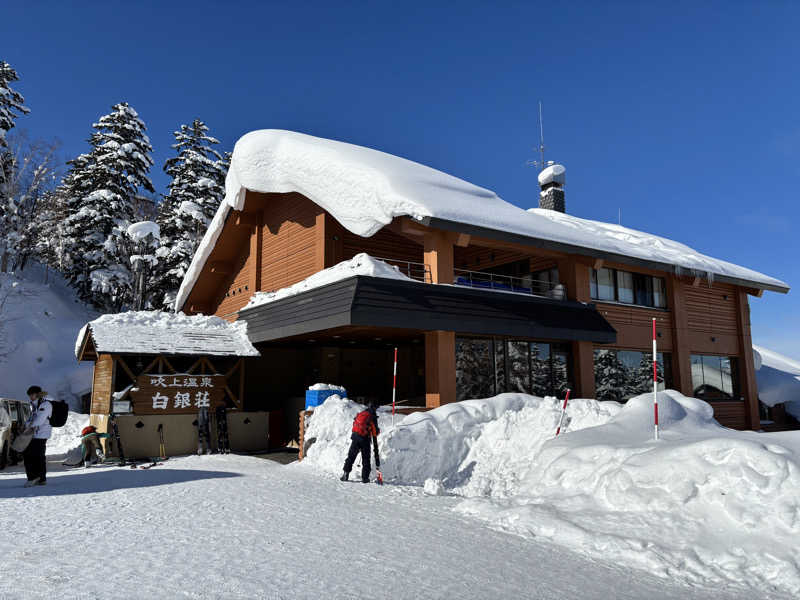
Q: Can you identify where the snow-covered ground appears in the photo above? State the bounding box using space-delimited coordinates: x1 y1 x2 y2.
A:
0 452 776 600
0 263 94 408
304 393 800 597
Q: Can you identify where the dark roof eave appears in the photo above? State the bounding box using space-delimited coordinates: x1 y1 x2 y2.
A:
421 217 790 295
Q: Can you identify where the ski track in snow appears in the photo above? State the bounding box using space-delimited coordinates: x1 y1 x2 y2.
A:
0 454 776 600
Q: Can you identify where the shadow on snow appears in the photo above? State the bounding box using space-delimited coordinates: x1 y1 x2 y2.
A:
0 465 241 498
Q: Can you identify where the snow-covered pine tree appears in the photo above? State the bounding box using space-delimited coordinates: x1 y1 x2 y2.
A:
0 61 29 153
60 103 154 310
631 353 664 397
593 349 628 402
530 342 551 397
0 60 29 270
153 119 227 310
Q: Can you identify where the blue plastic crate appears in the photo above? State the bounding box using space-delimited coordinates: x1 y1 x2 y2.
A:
305 388 346 410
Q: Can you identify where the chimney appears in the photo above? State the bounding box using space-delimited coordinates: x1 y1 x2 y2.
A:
538 163 566 212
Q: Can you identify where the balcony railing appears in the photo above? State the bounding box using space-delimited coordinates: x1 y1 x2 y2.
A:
454 268 566 300
374 257 566 300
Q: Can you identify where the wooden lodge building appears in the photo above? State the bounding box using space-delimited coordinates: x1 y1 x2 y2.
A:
166 129 788 442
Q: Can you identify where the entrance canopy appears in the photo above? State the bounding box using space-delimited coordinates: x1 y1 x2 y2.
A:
238 275 617 344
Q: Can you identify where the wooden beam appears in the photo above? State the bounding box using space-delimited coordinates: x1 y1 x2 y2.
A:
593 258 604 270
455 233 471 248
188 303 210 315
736 290 761 430
692 276 702 287
666 275 692 396
116 356 136 382
746 287 764 298
209 261 232 275
423 231 455 284
253 212 263 292
234 212 259 228
398 217 428 236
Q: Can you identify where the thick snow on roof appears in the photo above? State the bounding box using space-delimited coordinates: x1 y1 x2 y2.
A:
76 311 259 358
537 163 566 186
243 253 414 310
175 129 787 311
753 345 800 418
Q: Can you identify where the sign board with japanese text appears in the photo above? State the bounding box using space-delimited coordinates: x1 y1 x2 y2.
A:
130 373 226 414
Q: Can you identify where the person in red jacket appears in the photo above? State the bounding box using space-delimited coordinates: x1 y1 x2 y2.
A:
341 401 380 483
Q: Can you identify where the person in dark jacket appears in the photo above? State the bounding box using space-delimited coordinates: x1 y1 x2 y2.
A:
341 401 380 483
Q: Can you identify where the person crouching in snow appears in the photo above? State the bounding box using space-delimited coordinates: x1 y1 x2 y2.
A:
80 425 108 466
22 386 52 487
341 401 380 483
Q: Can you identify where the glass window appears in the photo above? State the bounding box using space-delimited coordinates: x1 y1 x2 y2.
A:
653 277 667 308
493 338 506 395
456 338 494 401
551 346 572 397
530 342 551 397
633 273 653 306
594 268 615 301
617 271 634 304
594 349 671 402
506 341 530 393
691 354 740 400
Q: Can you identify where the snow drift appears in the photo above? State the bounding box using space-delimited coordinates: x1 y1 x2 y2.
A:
300 392 800 595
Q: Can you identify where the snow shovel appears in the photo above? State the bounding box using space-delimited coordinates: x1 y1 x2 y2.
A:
372 436 383 485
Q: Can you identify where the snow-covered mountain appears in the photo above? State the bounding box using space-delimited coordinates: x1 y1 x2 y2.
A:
0 262 95 409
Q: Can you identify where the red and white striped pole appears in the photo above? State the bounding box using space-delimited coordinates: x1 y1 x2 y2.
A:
653 318 659 440
555 389 571 437
391 347 398 427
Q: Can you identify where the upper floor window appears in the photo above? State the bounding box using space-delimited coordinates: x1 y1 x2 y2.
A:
591 267 667 309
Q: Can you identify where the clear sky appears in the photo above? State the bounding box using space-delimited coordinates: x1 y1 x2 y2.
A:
3 1 799 357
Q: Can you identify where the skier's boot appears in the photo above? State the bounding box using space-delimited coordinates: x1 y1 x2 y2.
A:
340 471 349 482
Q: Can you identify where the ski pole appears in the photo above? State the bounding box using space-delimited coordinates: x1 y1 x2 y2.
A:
391 347 397 428
554 389 571 437
158 423 166 459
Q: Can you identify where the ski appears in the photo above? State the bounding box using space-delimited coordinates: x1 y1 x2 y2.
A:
157 423 166 460
110 412 127 466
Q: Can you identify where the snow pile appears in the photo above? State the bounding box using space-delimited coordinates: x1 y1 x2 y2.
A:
126 220 160 241
308 383 347 392
754 344 800 419
244 253 414 309
0 263 94 409
301 392 800 594
46 411 90 457
77 310 260 358
176 129 786 311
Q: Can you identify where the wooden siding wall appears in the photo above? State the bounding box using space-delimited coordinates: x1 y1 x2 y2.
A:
683 281 740 354
339 228 423 265
260 193 321 292
215 240 255 318
90 354 114 414
595 304 673 350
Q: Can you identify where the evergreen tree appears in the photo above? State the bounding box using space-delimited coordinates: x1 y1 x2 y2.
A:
0 61 28 153
0 60 29 270
593 349 628 402
631 353 664 397
530 343 551 397
60 103 154 310
153 119 227 310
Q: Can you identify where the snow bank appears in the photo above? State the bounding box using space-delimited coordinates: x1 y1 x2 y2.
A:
126 220 160 241
754 344 800 419
308 383 346 392
0 264 94 409
46 411 90 457
77 310 259 358
301 391 800 594
176 129 786 312
244 253 414 309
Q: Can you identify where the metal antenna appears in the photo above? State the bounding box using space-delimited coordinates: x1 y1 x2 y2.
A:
526 101 552 172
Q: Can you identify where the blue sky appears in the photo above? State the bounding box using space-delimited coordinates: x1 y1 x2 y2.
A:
3 1 799 357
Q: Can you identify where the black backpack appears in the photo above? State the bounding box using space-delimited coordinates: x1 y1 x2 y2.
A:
48 400 69 428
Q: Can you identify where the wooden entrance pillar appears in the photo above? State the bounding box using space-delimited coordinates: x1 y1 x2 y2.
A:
558 257 595 398
735 290 761 429
425 330 456 407
666 275 692 395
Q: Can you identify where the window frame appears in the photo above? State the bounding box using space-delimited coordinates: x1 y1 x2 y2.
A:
590 267 668 310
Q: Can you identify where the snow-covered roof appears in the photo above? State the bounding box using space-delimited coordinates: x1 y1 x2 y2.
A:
243 253 414 311
175 129 789 311
75 311 260 359
753 345 800 418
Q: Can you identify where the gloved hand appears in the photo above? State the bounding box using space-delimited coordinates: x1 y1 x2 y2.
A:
22 427 34 436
